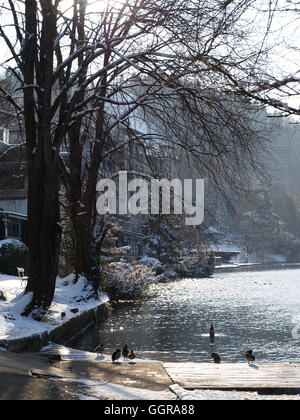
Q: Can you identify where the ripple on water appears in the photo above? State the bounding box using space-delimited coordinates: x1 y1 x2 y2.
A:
69 266 300 363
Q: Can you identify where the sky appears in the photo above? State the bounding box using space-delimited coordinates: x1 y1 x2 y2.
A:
0 0 299 109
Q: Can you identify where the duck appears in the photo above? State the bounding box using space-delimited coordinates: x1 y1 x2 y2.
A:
94 344 104 356
128 350 136 362
245 349 255 365
112 349 121 363
209 324 215 338
122 344 129 360
211 352 221 363
48 354 62 365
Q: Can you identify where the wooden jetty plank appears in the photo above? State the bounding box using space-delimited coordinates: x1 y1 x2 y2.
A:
163 363 300 389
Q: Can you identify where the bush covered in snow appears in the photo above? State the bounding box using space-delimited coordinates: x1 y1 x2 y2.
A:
102 261 162 300
139 256 164 275
57 273 97 302
0 240 28 276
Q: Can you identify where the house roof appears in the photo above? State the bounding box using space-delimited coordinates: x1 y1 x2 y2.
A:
0 210 27 220
206 226 222 234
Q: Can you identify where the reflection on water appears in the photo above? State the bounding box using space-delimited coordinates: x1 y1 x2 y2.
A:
70 265 300 362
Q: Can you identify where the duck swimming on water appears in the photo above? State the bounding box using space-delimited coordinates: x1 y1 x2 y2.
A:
209 324 215 339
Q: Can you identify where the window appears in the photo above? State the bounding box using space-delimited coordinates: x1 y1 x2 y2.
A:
0 127 10 144
7 220 20 239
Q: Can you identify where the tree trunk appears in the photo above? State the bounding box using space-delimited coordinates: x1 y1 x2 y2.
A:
70 200 102 295
21 0 61 318
64 105 108 288
22 159 61 319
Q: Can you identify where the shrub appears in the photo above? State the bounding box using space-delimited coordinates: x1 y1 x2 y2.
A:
102 261 162 301
139 257 164 275
0 240 29 276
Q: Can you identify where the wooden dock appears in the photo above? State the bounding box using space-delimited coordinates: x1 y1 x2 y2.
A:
163 363 300 390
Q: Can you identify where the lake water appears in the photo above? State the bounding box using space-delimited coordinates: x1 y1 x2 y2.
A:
69 264 300 363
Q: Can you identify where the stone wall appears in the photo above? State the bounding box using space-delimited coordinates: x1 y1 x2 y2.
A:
0 302 109 353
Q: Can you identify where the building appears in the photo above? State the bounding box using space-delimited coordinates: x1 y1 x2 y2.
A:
0 88 206 255
0 111 28 244
0 211 28 244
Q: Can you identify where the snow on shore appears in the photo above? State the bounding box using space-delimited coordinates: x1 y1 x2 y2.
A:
0 274 109 341
41 343 158 363
46 376 300 400
74 385 300 401
41 345 300 400
1 275 300 401
50 377 176 400
170 384 300 400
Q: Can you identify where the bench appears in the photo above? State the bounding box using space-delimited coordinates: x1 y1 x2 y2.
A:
17 267 28 287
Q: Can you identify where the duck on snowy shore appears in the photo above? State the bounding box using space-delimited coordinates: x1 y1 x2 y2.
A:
122 344 129 360
211 352 221 363
128 350 136 363
112 349 121 363
94 344 104 356
245 349 255 365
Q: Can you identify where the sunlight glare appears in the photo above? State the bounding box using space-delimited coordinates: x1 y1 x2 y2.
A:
60 0 125 16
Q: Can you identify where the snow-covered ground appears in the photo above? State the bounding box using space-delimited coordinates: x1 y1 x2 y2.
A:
0 274 109 341
170 384 300 401
40 345 300 401
1 275 299 400
50 377 176 400
41 343 159 363
53 379 300 400
45 376 300 400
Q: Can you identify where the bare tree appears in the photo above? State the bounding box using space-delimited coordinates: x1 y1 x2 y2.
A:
56 0 269 284
230 0 300 117
0 0 293 317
